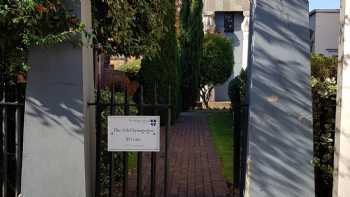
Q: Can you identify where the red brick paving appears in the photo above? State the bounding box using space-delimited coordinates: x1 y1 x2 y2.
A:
127 112 229 197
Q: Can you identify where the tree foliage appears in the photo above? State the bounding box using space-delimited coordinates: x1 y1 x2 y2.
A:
92 0 165 57
1 0 166 75
179 0 204 110
137 0 180 123
0 0 82 47
311 54 337 197
0 0 83 76
200 34 233 108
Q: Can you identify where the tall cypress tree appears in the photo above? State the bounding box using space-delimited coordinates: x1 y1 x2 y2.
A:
180 0 204 110
137 0 180 122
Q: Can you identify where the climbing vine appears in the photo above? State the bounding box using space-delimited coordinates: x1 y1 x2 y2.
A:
1 0 166 76
0 0 83 74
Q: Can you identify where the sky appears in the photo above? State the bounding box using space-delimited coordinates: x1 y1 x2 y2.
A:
309 0 340 11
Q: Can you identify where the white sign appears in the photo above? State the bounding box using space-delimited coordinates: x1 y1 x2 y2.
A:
108 116 160 152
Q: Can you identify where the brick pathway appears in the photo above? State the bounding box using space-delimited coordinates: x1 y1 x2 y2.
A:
128 112 229 197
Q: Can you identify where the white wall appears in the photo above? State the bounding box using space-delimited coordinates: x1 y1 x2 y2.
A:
245 0 314 196
333 0 350 196
310 10 340 56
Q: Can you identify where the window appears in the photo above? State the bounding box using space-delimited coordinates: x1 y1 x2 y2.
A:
224 13 234 33
326 49 338 53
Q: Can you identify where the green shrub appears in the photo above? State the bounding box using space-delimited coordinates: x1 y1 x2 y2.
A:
117 59 142 80
228 78 240 103
228 70 246 105
92 0 165 57
200 34 233 108
0 0 83 80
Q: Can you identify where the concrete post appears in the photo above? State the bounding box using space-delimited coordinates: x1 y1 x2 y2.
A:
245 0 315 196
20 0 95 196
333 0 350 196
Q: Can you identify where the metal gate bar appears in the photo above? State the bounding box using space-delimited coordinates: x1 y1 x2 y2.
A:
150 84 158 197
123 87 129 197
232 78 249 197
108 84 116 197
239 104 248 197
15 105 23 197
1 100 7 197
94 82 102 197
163 86 171 197
136 86 144 197
0 66 25 197
233 88 241 195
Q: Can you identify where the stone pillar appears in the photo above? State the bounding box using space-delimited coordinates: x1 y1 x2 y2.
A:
241 11 250 70
333 0 350 196
20 0 95 197
244 0 314 196
203 11 216 33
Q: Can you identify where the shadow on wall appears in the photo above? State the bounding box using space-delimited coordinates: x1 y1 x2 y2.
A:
246 0 315 196
24 43 86 141
25 92 84 142
21 42 93 196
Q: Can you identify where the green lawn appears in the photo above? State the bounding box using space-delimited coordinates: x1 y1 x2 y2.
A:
207 112 234 184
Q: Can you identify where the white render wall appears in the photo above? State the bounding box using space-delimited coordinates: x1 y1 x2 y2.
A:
203 0 250 12
245 0 315 196
20 0 95 196
333 0 350 196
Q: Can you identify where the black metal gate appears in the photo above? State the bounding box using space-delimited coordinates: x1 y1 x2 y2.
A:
0 51 25 197
232 77 248 197
91 54 172 197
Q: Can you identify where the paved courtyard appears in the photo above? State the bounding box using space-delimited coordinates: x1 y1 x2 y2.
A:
128 112 229 197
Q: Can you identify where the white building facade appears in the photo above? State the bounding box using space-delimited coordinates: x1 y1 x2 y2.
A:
310 9 340 56
203 0 250 101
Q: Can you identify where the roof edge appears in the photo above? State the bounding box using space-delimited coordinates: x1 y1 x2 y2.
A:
310 9 340 16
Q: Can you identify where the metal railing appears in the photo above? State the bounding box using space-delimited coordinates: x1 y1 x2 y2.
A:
0 71 25 197
90 79 172 197
232 83 249 197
